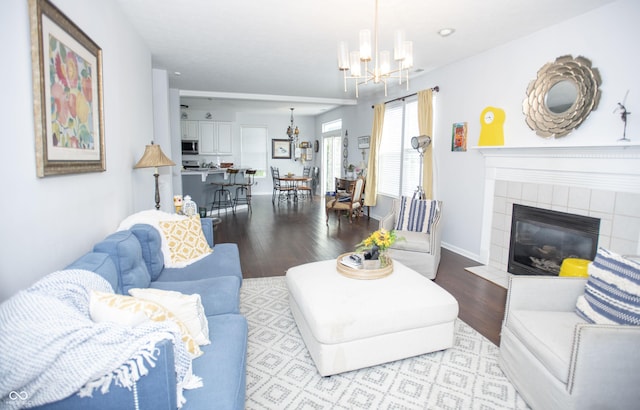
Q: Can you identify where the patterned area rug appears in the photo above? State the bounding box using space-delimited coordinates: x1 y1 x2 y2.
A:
240 277 530 410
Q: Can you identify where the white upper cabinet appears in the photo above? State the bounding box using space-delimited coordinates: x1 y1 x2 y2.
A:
198 121 233 155
198 121 216 154
181 120 198 140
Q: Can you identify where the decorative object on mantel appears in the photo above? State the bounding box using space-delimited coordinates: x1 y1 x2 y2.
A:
337 0 414 98
523 55 601 138
134 142 176 210
614 90 631 141
478 106 505 146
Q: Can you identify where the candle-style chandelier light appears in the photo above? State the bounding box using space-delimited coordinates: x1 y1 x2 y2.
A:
286 107 300 141
337 0 414 98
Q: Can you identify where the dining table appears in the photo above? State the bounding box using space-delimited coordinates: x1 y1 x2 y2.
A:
278 175 312 201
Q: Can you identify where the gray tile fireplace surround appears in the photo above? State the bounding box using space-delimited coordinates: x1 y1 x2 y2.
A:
468 145 640 288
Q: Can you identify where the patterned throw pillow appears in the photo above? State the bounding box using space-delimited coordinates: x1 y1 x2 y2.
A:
575 248 640 325
395 197 438 234
89 290 203 358
159 215 212 265
128 288 210 345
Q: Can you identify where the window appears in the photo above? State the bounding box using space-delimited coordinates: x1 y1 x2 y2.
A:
378 99 421 198
322 119 342 133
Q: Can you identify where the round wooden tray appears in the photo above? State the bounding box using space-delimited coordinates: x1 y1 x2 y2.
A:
336 252 393 280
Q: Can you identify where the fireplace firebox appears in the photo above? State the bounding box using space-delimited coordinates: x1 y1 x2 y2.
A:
508 204 600 276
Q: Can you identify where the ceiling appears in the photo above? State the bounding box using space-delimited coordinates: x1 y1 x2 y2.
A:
115 0 616 115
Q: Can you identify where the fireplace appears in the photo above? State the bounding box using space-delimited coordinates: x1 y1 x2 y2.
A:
508 204 600 276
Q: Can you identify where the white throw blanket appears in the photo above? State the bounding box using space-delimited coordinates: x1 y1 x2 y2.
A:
0 270 199 409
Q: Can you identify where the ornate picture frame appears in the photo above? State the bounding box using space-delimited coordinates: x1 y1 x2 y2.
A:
271 139 291 159
29 0 105 177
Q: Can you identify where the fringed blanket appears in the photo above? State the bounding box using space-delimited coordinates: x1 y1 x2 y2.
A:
0 270 199 409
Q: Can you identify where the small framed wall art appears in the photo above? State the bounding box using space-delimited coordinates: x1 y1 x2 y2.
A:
451 122 467 152
272 139 292 159
358 136 370 149
29 0 105 177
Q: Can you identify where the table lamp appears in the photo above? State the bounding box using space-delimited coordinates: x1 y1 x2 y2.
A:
134 142 175 210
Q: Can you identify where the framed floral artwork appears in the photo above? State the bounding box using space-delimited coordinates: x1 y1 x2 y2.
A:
29 0 105 177
272 139 291 159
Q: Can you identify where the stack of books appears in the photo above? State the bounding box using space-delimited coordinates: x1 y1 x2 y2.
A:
339 254 362 269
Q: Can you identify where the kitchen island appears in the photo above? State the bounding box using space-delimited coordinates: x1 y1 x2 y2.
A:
181 168 250 214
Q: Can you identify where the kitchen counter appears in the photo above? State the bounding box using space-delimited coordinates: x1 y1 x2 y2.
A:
181 168 240 182
181 168 251 210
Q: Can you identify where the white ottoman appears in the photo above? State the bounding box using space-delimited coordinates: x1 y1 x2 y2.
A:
286 259 459 376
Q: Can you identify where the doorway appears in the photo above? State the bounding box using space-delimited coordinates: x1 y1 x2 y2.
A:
322 135 342 196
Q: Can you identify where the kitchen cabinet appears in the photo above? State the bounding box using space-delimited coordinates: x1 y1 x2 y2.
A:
198 121 215 154
181 120 198 140
199 121 232 155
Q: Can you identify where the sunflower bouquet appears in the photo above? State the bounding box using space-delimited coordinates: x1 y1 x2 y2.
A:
355 229 401 268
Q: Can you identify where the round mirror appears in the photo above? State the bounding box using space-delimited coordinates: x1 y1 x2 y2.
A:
523 55 601 138
545 80 578 114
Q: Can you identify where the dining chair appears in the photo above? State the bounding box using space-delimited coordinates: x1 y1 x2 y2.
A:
297 167 313 200
271 167 294 204
311 166 320 196
325 176 365 224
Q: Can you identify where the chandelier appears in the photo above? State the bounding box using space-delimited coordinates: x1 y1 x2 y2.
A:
337 0 414 98
286 107 300 141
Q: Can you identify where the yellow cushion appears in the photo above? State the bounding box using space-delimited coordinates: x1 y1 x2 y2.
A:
89 290 203 358
128 288 210 345
559 258 590 277
159 215 212 265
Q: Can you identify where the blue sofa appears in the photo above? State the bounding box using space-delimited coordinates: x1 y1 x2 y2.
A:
37 218 247 410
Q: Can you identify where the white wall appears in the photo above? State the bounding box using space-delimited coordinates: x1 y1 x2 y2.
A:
342 0 640 261
0 0 155 301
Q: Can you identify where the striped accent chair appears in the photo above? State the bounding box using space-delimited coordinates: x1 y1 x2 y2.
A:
379 197 443 279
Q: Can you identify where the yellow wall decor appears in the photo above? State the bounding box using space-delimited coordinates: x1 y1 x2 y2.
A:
478 106 506 146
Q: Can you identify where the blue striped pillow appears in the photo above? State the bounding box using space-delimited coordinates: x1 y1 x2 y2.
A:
395 197 437 234
575 248 640 325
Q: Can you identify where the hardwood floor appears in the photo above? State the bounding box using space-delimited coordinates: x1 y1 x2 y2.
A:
214 194 506 345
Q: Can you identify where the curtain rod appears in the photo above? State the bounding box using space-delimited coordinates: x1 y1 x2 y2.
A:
371 86 440 108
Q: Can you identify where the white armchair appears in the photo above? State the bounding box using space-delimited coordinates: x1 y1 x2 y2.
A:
379 198 443 279
499 275 640 409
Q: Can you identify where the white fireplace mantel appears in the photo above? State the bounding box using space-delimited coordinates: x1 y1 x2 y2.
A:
473 144 640 194
475 143 640 265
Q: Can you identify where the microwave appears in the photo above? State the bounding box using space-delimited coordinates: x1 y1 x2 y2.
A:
181 140 199 155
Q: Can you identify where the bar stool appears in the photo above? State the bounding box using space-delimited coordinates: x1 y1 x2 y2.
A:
210 169 238 215
234 169 257 212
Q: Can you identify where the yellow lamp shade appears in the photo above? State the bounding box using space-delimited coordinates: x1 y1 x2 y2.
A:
559 258 591 277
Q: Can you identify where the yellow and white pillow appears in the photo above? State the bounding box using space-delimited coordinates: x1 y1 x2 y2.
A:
159 215 212 266
128 288 210 345
89 290 203 358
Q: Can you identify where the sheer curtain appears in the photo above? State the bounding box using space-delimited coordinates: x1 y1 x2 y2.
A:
364 104 385 206
418 89 434 198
